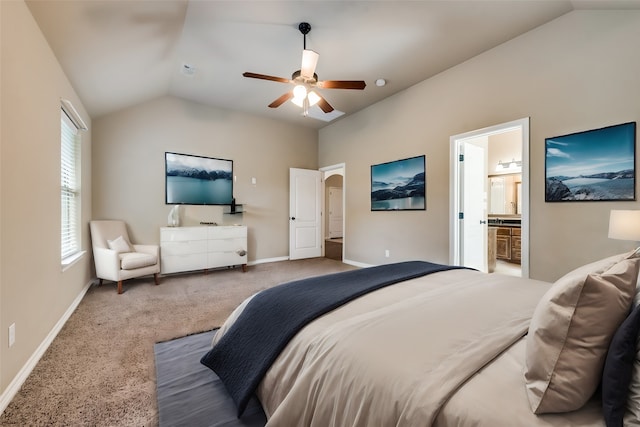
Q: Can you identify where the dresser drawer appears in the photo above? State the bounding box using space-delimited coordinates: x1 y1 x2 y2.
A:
208 252 247 269
207 225 247 240
161 253 207 274
161 227 207 242
208 238 246 253
161 240 207 256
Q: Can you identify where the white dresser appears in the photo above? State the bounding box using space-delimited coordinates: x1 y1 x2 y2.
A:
160 225 247 275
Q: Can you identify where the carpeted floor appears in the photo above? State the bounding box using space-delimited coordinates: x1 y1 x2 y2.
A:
0 258 355 426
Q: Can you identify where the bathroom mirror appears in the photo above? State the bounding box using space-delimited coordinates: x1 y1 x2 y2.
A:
488 173 521 215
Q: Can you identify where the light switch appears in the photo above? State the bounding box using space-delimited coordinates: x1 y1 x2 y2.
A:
251 177 257 185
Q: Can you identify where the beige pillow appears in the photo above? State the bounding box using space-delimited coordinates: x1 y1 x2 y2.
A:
107 235 132 253
525 256 640 414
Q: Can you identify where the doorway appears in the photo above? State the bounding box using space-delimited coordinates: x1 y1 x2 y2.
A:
321 164 345 262
449 118 530 278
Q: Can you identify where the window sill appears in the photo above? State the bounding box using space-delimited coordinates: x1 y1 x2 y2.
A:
62 250 86 272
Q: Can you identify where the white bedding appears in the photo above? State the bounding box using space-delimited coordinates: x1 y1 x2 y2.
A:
435 339 605 427
214 268 594 426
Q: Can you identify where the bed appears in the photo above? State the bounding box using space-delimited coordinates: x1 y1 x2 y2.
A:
201 255 640 427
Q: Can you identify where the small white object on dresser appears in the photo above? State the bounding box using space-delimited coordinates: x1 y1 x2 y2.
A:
160 225 247 275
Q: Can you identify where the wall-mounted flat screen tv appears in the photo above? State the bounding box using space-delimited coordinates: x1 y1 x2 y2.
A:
165 152 233 205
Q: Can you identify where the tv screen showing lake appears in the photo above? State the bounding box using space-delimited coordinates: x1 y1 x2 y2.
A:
371 196 426 211
166 176 232 205
165 152 233 205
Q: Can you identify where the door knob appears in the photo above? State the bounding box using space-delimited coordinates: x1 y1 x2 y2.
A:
290 217 296 220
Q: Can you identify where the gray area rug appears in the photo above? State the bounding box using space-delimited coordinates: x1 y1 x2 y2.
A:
155 329 266 426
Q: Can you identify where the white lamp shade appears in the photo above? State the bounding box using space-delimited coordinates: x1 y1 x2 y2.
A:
608 210 640 241
307 91 321 106
293 84 307 100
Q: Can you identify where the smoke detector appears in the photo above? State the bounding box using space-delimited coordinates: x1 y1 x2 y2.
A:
181 63 196 76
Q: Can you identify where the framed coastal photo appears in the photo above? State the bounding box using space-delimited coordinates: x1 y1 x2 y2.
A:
545 122 636 202
371 155 426 211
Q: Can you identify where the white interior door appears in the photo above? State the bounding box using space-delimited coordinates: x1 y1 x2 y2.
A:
461 138 488 272
328 187 343 238
289 168 322 260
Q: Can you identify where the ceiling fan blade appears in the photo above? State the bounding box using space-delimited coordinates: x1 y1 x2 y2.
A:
268 91 294 108
300 49 319 79
243 72 291 84
315 93 334 113
317 80 366 90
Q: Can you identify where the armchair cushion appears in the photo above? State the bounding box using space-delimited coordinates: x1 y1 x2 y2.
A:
120 252 158 270
107 235 132 253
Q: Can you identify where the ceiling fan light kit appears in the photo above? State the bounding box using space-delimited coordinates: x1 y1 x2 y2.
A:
242 22 366 119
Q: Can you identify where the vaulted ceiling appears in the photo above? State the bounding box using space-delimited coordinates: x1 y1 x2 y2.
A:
26 0 640 129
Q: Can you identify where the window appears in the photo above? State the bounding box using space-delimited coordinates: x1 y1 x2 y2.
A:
61 103 84 262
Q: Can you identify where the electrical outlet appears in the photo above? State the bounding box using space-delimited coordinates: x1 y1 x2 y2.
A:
385 249 390 258
9 323 15 347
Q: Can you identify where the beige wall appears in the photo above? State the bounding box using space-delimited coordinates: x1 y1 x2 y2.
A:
488 129 522 176
0 0 92 395
320 10 640 281
92 96 318 262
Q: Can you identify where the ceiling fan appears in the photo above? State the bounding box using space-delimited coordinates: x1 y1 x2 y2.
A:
243 22 366 116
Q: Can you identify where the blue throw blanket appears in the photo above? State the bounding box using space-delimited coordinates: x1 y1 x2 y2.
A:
201 260 467 416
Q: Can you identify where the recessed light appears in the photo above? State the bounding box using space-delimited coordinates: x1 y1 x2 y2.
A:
375 78 386 87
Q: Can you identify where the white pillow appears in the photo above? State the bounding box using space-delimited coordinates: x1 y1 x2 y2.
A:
107 235 132 253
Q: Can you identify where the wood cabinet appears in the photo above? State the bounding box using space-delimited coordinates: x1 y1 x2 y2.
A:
511 227 521 264
160 225 247 275
492 226 521 265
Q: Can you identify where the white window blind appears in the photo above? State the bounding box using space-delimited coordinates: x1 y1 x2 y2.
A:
61 110 81 261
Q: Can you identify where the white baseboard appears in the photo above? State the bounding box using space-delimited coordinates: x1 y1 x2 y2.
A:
0 280 93 415
247 256 289 266
343 259 374 268
250 257 372 269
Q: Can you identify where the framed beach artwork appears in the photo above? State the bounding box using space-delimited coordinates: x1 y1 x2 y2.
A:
371 155 426 211
545 122 636 202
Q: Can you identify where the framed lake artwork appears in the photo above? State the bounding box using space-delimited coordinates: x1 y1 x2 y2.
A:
371 155 426 211
545 122 636 202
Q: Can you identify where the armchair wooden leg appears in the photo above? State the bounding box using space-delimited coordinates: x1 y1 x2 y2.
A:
98 279 103 286
117 280 123 295
154 273 159 286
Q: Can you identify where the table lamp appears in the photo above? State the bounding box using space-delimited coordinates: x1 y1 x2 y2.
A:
608 210 640 254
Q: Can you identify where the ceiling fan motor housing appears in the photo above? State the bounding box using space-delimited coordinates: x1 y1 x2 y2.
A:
292 70 318 84
298 22 311 35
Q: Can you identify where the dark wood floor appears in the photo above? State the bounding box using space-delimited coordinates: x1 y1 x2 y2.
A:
325 239 343 261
